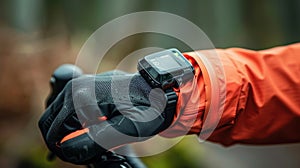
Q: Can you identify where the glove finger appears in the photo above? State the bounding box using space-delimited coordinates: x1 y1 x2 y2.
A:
43 76 104 150
39 88 66 139
39 71 124 136
45 75 100 143
45 76 116 151
45 104 81 151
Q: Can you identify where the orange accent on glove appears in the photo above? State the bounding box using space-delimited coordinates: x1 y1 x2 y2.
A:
60 128 89 144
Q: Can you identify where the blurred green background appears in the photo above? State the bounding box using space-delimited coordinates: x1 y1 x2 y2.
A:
0 0 299 168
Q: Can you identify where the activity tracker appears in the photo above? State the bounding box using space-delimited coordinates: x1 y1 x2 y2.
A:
138 48 194 90
138 49 194 120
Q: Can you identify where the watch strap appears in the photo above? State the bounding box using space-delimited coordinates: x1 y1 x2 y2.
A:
161 90 178 130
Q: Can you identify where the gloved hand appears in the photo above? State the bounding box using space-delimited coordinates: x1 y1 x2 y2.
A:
38 71 175 165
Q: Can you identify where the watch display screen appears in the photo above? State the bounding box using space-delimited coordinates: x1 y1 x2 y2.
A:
149 54 180 72
137 48 194 89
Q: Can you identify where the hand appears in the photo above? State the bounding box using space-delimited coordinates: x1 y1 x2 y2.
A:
38 71 175 165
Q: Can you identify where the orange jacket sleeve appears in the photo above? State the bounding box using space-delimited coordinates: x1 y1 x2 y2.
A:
161 43 300 146
212 43 300 146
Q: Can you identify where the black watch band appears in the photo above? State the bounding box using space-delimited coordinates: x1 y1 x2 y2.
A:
160 89 178 130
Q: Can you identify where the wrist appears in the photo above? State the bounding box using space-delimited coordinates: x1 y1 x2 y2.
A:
159 52 206 137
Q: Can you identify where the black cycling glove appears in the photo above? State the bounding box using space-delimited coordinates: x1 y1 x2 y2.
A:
38 71 175 165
